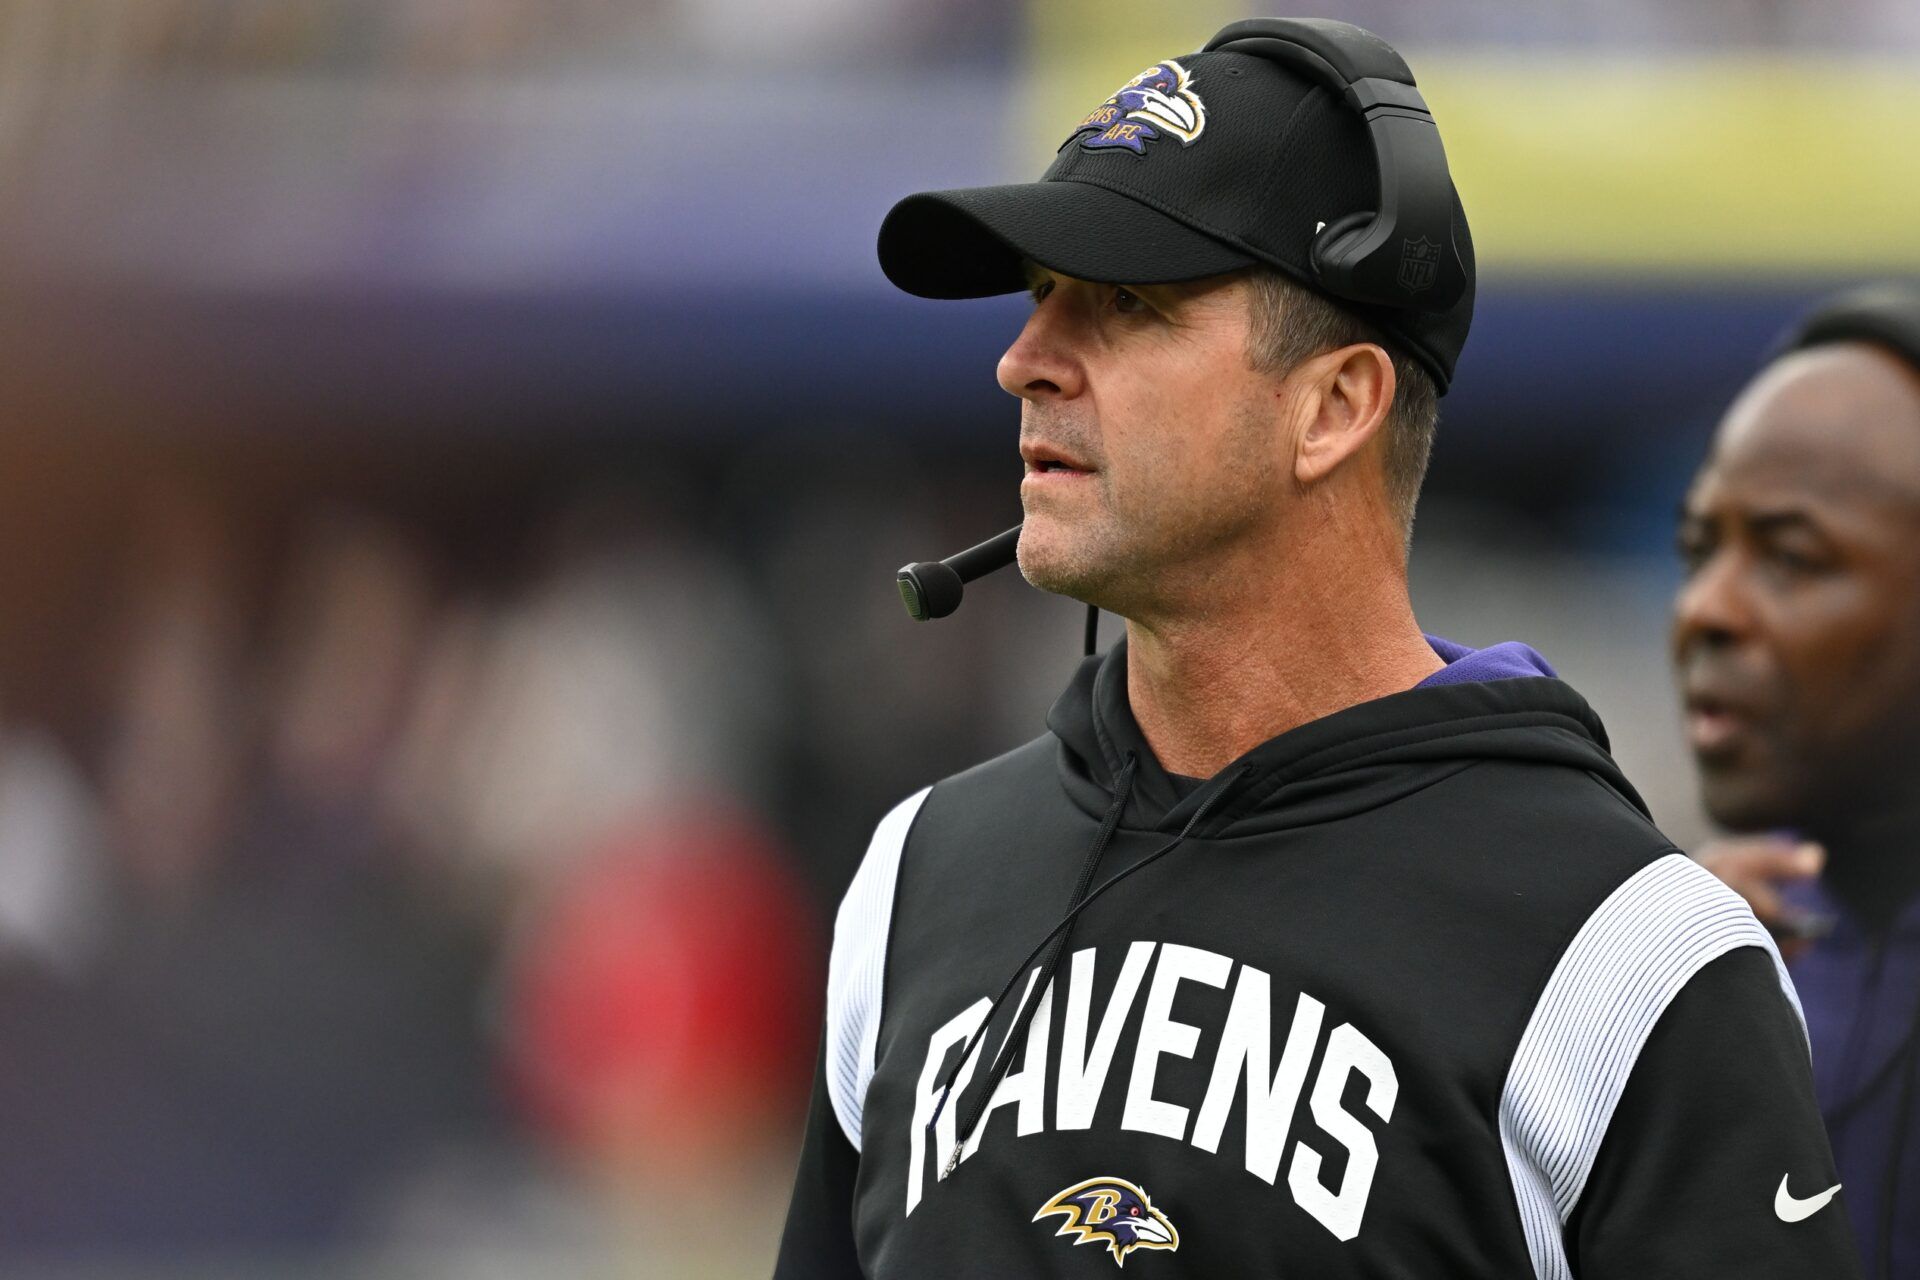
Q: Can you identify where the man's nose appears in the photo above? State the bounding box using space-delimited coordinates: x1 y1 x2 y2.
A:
997 302 1085 402
1673 548 1757 660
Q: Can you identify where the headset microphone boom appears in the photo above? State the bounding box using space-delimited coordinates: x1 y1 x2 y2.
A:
895 524 1022 622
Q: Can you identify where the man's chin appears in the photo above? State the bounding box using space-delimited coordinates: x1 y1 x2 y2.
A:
1016 522 1109 602
1698 763 1806 834
1016 549 1093 601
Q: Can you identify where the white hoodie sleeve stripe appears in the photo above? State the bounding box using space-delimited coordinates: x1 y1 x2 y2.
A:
826 787 932 1152
1499 852 1803 1280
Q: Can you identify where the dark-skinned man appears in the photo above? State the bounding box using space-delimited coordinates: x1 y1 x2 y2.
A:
1676 283 1920 1279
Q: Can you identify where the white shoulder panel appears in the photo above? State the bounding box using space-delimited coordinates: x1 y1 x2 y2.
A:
825 787 932 1152
1500 851 1803 1280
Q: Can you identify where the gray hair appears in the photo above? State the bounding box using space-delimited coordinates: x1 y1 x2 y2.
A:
1243 267 1438 546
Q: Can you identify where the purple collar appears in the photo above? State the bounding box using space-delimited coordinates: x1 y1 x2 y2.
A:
1417 635 1557 689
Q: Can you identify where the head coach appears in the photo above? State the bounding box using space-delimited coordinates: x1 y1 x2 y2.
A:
775 19 1855 1279
1678 283 1920 1279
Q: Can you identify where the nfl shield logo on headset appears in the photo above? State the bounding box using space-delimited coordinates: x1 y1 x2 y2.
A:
1397 236 1441 294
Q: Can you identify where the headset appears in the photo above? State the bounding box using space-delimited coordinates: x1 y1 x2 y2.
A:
1203 17 1465 312
897 19 1462 637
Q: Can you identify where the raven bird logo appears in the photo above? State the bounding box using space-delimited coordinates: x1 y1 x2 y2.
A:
1034 1176 1179 1266
1065 60 1207 155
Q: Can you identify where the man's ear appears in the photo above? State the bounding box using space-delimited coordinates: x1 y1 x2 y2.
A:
1292 343 1396 488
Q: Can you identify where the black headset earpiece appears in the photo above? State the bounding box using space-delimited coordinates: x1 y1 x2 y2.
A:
1309 211 1375 282
1202 17 1465 313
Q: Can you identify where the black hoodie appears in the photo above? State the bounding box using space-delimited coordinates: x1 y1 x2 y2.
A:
775 641 1859 1278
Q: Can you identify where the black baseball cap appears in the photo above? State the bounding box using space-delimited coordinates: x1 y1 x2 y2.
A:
877 26 1475 392
1777 282 1920 378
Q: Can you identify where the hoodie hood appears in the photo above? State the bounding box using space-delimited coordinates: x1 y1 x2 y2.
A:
1047 635 1641 838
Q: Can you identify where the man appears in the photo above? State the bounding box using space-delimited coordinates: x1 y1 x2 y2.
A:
1677 283 1920 1279
777 19 1855 1278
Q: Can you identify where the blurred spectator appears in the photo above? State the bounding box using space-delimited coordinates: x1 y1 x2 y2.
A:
0 723 104 977
1675 286 1920 1277
418 499 778 887
0 494 497 1256
499 809 816 1182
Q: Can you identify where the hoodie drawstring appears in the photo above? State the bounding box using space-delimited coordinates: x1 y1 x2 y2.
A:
927 753 1136 1169
929 759 1250 1180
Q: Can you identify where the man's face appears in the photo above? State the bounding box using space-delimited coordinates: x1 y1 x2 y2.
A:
1673 343 1920 830
999 266 1290 616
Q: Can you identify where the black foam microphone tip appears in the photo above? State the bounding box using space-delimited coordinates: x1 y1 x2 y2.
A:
897 560 965 621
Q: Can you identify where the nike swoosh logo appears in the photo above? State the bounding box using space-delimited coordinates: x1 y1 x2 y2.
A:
1774 1174 1842 1223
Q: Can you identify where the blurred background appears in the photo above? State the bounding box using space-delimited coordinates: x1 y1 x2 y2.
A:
0 0 1910 1275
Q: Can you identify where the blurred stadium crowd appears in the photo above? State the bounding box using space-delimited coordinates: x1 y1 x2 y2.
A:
0 436 820 1273
0 0 1909 1276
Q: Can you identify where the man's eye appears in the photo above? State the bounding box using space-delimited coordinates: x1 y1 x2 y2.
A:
1029 279 1054 304
1675 529 1711 573
1767 543 1826 574
1113 287 1147 314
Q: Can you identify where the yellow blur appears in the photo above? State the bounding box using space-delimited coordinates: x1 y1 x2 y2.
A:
1021 3 1920 274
